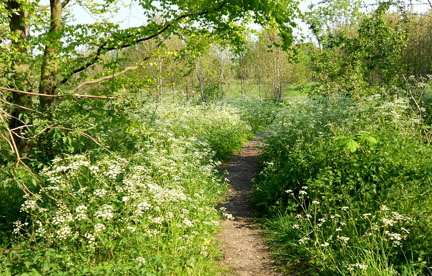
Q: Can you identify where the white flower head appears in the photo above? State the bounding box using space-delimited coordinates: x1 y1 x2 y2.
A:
380 205 390 211
94 223 106 233
136 257 146 264
93 189 107 197
321 242 330 247
337 236 350 242
184 218 193 227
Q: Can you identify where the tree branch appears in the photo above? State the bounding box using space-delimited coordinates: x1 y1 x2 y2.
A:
62 0 71 8
0 98 44 115
71 65 139 93
59 1 227 85
71 40 164 92
0 86 120 99
36 0 70 13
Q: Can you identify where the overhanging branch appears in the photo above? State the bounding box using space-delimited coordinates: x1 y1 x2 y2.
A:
0 87 120 99
71 65 139 93
59 1 227 85
71 40 164 92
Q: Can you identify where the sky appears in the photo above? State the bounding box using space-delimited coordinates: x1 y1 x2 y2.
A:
39 0 431 35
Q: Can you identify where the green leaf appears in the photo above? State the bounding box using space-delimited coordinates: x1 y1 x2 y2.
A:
345 139 360 153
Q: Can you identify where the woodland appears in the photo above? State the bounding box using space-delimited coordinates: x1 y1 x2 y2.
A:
1 0 432 275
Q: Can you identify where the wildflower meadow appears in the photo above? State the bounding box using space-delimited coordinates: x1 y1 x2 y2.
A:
0 98 269 275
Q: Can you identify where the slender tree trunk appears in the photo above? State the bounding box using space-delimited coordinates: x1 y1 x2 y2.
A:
272 47 282 100
158 57 163 101
196 57 206 102
39 0 62 108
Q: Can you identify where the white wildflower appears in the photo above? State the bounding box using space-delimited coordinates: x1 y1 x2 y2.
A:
391 212 405 221
136 257 146 264
94 223 106 233
381 218 395 226
93 189 107 197
312 200 320 205
95 205 114 220
20 199 37 212
337 236 350 242
349 263 368 270
401 227 410 234
12 220 28 234
380 205 390 211
298 237 311 245
152 217 164 224
321 242 330 247
75 205 88 221
184 218 193 227
223 213 235 220
56 226 72 240
341 206 349 211
85 232 96 244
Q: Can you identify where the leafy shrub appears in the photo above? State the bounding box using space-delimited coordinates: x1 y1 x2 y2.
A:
221 96 283 133
0 99 249 275
254 96 432 275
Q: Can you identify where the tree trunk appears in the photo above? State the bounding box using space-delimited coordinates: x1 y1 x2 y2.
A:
196 57 206 102
7 0 32 149
158 57 163 102
39 0 62 108
272 47 282 101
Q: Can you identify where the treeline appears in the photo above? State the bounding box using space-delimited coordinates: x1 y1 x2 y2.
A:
78 2 432 101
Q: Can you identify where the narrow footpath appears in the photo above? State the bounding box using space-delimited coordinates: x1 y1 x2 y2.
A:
217 137 281 276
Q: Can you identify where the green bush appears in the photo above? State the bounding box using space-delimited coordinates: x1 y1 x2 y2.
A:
254 96 432 275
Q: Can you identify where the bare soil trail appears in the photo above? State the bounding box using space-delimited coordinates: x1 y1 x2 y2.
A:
217 137 281 276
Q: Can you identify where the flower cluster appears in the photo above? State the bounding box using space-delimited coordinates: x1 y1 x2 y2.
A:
8 102 250 274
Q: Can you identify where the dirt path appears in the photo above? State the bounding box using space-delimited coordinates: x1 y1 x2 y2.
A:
217 137 281 276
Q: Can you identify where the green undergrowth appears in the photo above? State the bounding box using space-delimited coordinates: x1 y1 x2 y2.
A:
0 97 264 275
254 95 432 275
220 96 283 133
